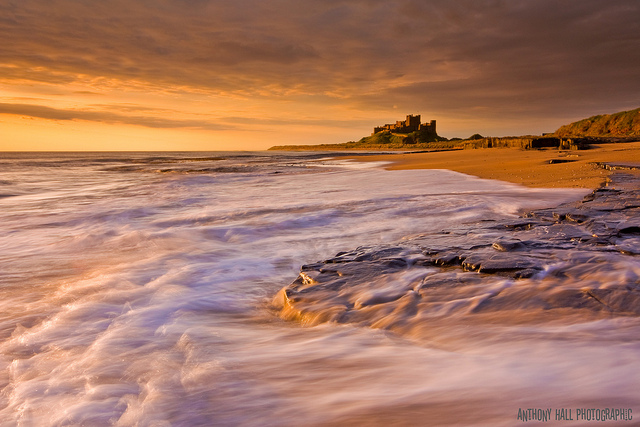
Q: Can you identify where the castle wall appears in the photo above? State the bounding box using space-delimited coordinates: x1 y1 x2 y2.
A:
372 114 435 135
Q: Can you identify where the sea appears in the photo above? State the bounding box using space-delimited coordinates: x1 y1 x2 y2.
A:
0 151 638 426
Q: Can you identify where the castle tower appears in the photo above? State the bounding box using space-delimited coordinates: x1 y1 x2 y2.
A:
405 115 421 131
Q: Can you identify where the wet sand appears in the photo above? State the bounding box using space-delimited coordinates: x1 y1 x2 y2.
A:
273 152 640 425
343 141 640 189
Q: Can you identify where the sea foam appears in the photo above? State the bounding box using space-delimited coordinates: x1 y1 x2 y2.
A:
4 152 634 426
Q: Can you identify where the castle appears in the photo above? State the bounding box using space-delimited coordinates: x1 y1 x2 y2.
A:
373 114 436 135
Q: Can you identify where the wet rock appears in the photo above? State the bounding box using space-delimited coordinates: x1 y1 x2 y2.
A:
430 251 462 266
548 158 576 164
564 212 590 223
273 173 640 334
596 162 640 171
496 219 537 230
491 239 526 252
615 238 640 255
617 221 640 235
587 288 640 314
461 250 544 274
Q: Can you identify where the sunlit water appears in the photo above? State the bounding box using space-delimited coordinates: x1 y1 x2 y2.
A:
0 152 637 426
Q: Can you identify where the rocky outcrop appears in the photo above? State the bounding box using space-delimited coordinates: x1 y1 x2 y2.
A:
273 170 640 340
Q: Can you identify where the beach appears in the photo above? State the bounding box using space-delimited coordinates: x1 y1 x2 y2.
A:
342 140 640 189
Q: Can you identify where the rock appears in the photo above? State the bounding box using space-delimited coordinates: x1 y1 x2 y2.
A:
491 238 526 252
548 159 577 164
272 173 640 336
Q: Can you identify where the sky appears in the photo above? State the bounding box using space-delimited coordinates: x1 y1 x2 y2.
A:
1 0 639 151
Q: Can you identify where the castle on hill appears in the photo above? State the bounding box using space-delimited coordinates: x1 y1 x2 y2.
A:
373 114 436 136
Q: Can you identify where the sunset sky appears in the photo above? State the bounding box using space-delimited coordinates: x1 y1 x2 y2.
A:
1 0 639 151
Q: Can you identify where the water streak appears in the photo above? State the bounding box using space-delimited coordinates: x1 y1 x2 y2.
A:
3 152 634 426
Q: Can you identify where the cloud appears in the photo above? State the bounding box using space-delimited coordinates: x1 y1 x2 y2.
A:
340 0 640 122
1 0 639 136
221 115 373 128
0 0 326 94
0 102 371 131
0 102 235 130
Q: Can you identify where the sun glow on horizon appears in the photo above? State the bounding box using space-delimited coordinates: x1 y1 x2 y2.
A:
2 1 638 150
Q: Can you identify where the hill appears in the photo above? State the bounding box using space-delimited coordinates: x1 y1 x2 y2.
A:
269 128 458 151
269 108 640 151
554 108 640 138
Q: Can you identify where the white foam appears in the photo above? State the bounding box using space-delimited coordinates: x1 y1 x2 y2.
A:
1 154 622 425
311 158 394 169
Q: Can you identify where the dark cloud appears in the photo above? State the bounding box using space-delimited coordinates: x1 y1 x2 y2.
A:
343 0 640 132
0 102 369 130
0 102 235 130
1 0 639 134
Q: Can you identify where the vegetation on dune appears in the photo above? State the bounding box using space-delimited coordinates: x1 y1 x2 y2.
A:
554 108 640 137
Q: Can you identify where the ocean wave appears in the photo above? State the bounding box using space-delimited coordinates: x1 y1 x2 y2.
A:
274 173 640 345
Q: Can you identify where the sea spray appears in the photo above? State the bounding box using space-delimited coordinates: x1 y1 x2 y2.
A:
2 152 637 426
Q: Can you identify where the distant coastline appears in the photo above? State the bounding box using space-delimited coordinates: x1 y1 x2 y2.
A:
269 108 640 152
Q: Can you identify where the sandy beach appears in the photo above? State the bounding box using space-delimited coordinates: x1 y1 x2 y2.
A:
343 140 640 189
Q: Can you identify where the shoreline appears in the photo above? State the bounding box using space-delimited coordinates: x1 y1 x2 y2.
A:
337 141 640 189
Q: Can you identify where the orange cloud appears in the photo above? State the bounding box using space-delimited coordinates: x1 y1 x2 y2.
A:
1 0 639 150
